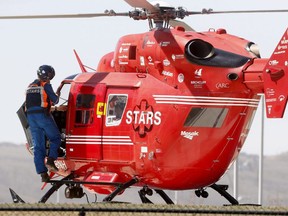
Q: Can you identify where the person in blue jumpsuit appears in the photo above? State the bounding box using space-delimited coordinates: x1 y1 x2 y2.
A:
25 65 61 182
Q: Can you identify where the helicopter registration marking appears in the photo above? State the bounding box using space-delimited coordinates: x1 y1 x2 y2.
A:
54 160 68 171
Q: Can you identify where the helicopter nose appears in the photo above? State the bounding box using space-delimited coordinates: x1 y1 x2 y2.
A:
185 39 215 60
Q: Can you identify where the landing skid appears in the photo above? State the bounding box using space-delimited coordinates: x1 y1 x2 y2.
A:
9 175 139 204
9 178 238 205
9 188 25 203
9 174 74 203
138 184 238 205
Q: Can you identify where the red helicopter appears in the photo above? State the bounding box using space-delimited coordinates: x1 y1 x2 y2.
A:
4 0 288 204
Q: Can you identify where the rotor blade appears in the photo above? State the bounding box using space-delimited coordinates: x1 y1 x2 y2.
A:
187 8 288 15
0 12 129 20
124 0 159 13
169 20 195 32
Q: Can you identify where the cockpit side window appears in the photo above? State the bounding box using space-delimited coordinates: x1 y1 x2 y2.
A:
184 107 228 128
106 94 128 126
57 83 71 106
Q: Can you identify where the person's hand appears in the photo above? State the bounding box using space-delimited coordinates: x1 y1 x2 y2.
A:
56 88 61 97
57 105 68 111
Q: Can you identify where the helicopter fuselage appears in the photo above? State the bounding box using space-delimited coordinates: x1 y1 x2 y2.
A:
50 27 268 194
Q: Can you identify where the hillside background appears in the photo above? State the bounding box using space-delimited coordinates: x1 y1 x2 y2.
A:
0 142 287 206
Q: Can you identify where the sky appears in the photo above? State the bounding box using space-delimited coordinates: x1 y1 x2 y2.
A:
0 0 287 155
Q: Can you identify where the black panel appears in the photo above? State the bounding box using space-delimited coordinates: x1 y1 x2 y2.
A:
185 48 250 68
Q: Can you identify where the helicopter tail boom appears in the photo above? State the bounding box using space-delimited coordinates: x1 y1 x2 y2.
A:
263 28 288 118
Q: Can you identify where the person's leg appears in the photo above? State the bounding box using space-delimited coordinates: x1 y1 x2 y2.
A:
41 114 61 159
27 114 47 174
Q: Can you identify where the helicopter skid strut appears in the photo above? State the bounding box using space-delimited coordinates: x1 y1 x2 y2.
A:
195 184 239 205
138 186 174 204
103 177 139 202
210 184 239 205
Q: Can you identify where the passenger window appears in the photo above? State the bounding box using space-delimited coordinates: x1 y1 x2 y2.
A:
75 94 95 125
106 94 128 126
184 107 228 128
76 94 95 108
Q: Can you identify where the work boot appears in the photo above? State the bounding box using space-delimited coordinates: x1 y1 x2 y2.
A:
46 157 59 172
40 172 50 182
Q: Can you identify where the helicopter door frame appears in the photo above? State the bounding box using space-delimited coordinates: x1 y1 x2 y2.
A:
66 83 107 161
101 88 134 162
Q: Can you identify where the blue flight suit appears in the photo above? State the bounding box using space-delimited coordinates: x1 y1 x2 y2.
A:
26 79 61 174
